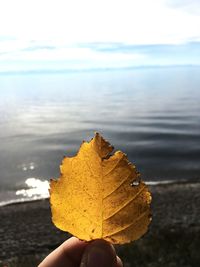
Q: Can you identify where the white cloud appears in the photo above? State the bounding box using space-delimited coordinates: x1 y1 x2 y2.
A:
165 0 200 15
0 44 146 72
0 0 200 71
0 0 200 45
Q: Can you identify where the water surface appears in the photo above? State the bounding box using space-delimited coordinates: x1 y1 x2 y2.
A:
0 66 200 205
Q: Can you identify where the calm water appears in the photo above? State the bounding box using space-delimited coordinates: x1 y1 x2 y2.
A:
0 66 200 205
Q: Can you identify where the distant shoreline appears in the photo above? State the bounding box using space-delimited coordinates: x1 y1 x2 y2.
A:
0 64 200 76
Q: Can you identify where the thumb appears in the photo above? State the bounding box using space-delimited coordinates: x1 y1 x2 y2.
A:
80 239 121 267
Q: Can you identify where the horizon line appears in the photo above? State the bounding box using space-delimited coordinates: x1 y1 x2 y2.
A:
0 64 200 75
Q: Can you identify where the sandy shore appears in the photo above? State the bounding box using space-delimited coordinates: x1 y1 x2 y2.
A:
0 182 200 267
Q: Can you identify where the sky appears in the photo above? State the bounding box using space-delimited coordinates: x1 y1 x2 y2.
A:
0 0 200 72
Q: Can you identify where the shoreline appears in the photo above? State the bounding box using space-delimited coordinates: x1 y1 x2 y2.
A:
1 178 200 208
1 182 200 266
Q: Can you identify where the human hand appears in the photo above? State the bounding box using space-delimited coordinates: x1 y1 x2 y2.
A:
38 237 123 267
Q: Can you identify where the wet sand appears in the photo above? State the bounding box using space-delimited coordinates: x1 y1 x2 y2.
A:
0 182 200 267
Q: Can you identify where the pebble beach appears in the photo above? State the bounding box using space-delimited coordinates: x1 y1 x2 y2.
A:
0 182 200 267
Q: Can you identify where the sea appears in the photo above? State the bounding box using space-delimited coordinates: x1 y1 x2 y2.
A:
0 66 200 206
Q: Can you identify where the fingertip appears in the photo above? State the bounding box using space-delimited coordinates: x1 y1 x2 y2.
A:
80 239 118 267
116 256 123 267
38 237 88 267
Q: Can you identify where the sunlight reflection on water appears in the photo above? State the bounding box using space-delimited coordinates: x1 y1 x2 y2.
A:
16 178 49 198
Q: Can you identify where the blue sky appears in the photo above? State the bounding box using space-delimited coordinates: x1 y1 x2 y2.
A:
0 0 200 72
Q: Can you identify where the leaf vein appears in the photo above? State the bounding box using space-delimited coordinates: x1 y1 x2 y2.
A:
104 209 149 237
103 156 123 177
104 185 146 221
103 172 132 199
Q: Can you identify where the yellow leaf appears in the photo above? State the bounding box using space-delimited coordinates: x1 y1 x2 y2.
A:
50 133 152 244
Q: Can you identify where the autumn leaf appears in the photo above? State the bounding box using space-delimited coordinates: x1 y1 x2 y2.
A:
50 133 152 244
